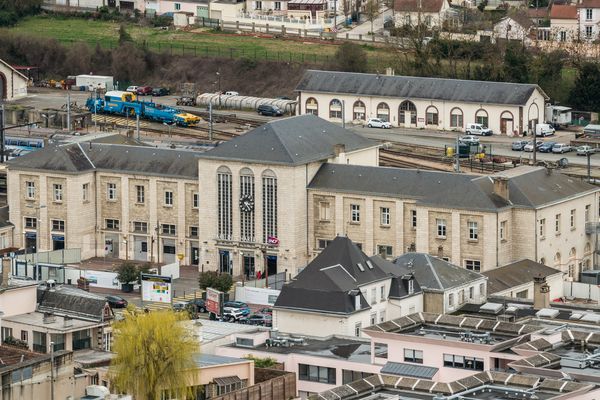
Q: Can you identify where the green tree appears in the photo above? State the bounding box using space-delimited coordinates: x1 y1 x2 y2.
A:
365 0 379 35
569 62 600 112
198 271 234 293
529 50 565 100
116 262 138 284
332 42 368 73
245 354 278 368
502 43 530 83
110 310 198 400
118 24 133 45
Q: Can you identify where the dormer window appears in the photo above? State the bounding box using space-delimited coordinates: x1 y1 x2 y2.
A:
408 279 415 295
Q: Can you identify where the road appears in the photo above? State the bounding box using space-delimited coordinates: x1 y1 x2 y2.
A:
346 7 393 35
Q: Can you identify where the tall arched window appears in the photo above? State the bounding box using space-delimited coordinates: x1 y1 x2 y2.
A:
554 252 561 268
217 166 232 241
353 100 366 121
305 97 318 116
240 168 255 243
450 108 463 128
426 106 439 126
262 170 278 243
475 109 489 127
329 99 342 119
376 102 390 122
399 100 417 125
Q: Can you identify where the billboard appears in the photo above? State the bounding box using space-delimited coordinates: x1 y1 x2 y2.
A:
206 287 224 316
141 274 172 303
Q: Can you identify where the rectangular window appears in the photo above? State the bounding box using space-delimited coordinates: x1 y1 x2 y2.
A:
20 330 28 342
105 219 120 230
26 181 35 199
476 115 489 127
426 111 438 125
587 8 593 20
449 293 454 307
255 0 262 9
133 221 147 233
51 220 65 232
107 183 117 201
164 191 173 206
436 218 447 238
560 31 566 41
450 113 463 128
379 310 386 322
218 171 232 241
404 349 424 364
377 245 393 259
319 202 330 221
469 286 474 299
342 370 373 385
53 184 63 202
24 217 37 229
175 2 181 10
586 26 593 38
370 312 377 326
411 209 417 228
274 1 281 9
163 245 176 254
500 220 507 241
570 209 576 229
354 322 361 337
317 239 332 249
189 226 198 237
539 218 546 238
380 285 386 301
371 288 377 304
351 204 360 223
443 354 483 370
299 364 336 384
193 193 199 209
1 327 12 342
468 221 478 240
161 224 176 235
555 214 561 234
380 207 390 226
136 185 145 204
82 183 89 202
586 205 591 222
480 282 485 297
374 342 388 358
458 289 465 304
408 279 415 294
465 260 481 272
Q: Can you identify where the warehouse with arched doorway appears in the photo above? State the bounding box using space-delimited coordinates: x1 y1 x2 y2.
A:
295 70 548 136
0 59 28 102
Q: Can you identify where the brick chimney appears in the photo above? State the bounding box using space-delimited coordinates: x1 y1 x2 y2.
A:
492 177 509 202
533 275 550 309
333 144 346 157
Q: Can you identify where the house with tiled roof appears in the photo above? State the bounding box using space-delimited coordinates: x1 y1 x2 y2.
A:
577 0 600 41
393 0 451 28
550 4 578 41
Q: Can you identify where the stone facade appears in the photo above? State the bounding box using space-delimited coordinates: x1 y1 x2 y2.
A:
0 59 28 101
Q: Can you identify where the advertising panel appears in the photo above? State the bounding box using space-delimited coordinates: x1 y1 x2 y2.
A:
206 287 223 315
141 274 172 303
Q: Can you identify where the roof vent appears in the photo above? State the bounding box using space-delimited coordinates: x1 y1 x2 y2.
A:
43 312 56 324
536 308 560 319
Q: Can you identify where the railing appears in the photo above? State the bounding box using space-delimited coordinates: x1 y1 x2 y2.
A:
33 343 47 353
72 338 91 351
17 248 81 264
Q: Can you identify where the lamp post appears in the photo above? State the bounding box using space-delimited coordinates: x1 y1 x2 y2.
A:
50 340 55 400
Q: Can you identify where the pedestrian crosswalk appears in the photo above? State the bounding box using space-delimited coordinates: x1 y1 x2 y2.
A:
142 290 204 312
91 114 150 128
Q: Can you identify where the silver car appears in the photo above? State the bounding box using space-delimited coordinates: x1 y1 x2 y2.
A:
577 145 596 156
367 118 391 129
459 135 480 145
552 143 572 153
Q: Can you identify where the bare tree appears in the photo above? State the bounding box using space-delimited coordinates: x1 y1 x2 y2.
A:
365 0 379 35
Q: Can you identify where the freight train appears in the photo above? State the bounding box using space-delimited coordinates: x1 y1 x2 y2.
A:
86 91 201 127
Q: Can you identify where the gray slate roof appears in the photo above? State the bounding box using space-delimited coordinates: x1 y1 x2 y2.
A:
393 253 485 291
7 143 200 178
308 164 597 211
201 114 376 165
296 70 547 105
483 260 563 294
37 286 112 322
380 361 439 379
275 236 422 314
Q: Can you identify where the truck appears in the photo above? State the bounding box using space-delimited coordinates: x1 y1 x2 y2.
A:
545 104 572 128
75 75 115 91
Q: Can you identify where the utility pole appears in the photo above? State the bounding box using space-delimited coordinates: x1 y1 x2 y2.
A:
209 101 213 141
0 100 4 163
342 100 346 129
455 134 460 172
532 121 537 165
136 113 140 141
50 341 55 400
67 92 71 132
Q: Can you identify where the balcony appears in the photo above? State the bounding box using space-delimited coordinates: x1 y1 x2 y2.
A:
585 222 600 235
33 343 46 353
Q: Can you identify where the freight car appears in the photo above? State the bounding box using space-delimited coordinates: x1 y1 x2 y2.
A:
86 91 201 127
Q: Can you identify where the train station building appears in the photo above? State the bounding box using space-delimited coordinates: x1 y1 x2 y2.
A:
295 70 548 136
0 59 28 102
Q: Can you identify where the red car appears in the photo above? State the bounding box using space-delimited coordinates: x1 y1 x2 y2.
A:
136 86 153 95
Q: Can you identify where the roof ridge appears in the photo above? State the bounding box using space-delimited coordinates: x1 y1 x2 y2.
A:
424 255 444 289
267 121 299 164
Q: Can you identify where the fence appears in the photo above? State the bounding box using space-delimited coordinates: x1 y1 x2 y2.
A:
235 285 280 305
16 248 81 265
563 281 600 303
242 271 286 290
211 369 296 400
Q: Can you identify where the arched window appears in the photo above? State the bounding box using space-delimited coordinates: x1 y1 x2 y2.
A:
262 170 278 243
569 247 576 257
353 100 366 121
240 168 255 243
475 109 488 127
554 252 561 267
399 100 417 125
500 111 514 135
450 108 463 128
426 106 439 126
217 166 232 241
585 242 592 254
376 102 390 122
329 99 342 119
305 97 318 116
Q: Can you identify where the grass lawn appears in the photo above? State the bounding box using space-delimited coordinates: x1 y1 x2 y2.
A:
6 16 399 68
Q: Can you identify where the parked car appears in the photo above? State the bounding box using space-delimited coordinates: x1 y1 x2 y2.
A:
245 313 272 327
224 91 239 96
524 141 543 152
511 140 529 151
465 123 493 136
258 307 273 315
172 301 189 312
187 298 207 313
577 145 596 156
106 295 128 309
458 135 480 145
136 86 153 95
223 307 246 322
126 85 139 93
538 141 557 153
257 104 283 117
152 87 170 96
223 301 251 316
552 143 572 153
535 123 556 137
367 118 391 129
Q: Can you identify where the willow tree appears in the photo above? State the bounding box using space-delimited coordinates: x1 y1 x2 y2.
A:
110 309 199 400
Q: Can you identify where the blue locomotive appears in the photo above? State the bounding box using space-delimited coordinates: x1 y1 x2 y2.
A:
86 91 201 127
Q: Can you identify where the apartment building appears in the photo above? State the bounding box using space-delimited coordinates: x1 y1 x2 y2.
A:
578 0 600 41
308 164 599 279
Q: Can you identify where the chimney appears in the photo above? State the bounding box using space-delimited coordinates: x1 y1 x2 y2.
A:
385 67 395 76
1 258 10 287
492 177 509 202
533 274 550 309
333 144 346 157
43 312 56 324
437 245 444 259
63 316 73 328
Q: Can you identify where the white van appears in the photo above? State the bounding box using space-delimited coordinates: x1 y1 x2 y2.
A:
535 123 555 137
224 91 239 96
465 123 493 136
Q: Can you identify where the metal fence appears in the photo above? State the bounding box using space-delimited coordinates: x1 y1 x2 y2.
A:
243 271 286 290
16 248 81 265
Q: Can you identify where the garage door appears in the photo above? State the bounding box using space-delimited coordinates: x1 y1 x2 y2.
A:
210 10 222 20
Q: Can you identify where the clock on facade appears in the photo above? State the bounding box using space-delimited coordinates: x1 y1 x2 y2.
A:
239 194 254 212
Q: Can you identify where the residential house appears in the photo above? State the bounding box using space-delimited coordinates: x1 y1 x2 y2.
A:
0 59 28 102
550 4 578 41
393 0 451 28
492 13 534 43
246 0 288 14
393 253 487 314
578 0 600 41
273 236 424 338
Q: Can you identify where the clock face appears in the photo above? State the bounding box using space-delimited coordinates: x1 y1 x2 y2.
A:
239 194 254 212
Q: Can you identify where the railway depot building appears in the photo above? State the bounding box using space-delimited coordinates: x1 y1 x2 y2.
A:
296 70 548 136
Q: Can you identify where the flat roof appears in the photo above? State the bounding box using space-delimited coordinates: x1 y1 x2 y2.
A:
193 353 249 368
4 312 103 332
183 319 267 343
